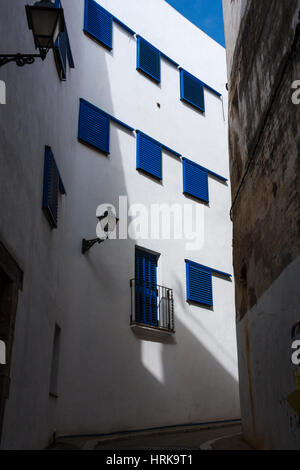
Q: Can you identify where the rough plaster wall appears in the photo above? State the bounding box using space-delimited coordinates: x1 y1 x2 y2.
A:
227 0 300 319
223 0 300 449
222 0 248 78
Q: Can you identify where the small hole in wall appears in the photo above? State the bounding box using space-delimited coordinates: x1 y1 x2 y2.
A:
157 103 161 108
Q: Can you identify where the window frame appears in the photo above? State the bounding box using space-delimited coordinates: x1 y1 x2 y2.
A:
78 99 111 155
54 0 74 80
180 69 205 113
42 146 66 229
49 324 61 399
186 260 213 307
83 0 113 50
54 31 68 80
135 247 159 327
136 131 163 181
136 36 161 84
182 158 210 203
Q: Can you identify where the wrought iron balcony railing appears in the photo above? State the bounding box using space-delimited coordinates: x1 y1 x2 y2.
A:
130 279 175 333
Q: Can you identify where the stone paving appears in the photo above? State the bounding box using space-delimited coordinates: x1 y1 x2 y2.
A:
49 423 253 450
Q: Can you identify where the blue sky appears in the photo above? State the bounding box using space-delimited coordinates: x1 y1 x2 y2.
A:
165 0 225 47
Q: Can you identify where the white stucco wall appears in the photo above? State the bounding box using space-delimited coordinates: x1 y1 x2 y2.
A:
0 0 239 449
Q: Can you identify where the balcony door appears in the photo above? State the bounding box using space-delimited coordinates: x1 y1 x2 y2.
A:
135 248 158 327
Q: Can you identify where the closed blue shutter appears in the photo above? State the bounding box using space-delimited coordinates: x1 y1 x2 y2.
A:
55 31 68 80
78 99 110 154
180 69 205 112
43 147 65 229
137 132 162 180
183 158 209 203
135 249 158 326
84 0 113 49
186 261 213 307
137 36 161 83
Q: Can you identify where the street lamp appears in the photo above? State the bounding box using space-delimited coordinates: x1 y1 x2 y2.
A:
26 0 64 51
0 0 64 67
82 209 120 255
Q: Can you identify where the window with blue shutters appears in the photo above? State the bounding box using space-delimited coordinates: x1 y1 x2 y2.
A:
135 248 158 327
182 158 227 204
136 131 162 180
55 31 68 80
186 261 213 307
180 69 205 113
78 99 110 154
54 0 74 81
183 158 209 203
137 36 161 83
84 0 113 50
43 147 66 229
186 260 232 308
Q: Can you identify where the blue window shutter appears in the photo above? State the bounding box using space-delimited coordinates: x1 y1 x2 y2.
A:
186 261 213 307
135 249 158 326
55 31 68 80
137 132 162 180
43 147 65 229
180 69 205 113
137 36 161 83
183 158 209 203
78 99 110 154
84 0 113 49
54 1 74 77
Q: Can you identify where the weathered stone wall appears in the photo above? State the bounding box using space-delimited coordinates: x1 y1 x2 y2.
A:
227 0 300 318
223 0 300 448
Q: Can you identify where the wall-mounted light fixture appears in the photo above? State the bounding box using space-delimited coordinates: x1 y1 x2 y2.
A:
82 209 119 255
0 0 64 67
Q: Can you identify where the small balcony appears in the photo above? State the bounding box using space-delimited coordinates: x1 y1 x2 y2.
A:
130 279 175 334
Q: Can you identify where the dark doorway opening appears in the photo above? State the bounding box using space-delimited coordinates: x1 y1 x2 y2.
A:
0 242 23 445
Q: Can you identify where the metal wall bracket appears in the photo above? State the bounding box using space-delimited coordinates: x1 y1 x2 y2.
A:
81 237 106 254
0 52 46 68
